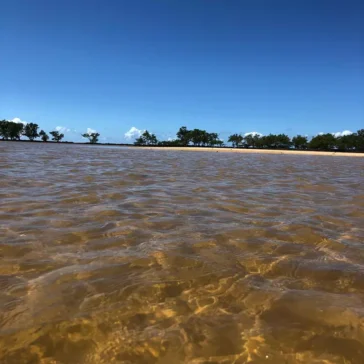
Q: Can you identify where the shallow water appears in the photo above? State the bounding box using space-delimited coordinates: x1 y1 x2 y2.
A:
1 142 364 364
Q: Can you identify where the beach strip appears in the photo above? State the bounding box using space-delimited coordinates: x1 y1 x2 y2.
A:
128 146 364 157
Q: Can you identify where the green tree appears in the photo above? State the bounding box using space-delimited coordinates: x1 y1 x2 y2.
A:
176 126 191 146
228 133 243 147
134 130 158 145
50 131 64 142
158 139 181 146
275 134 291 148
256 134 290 149
159 128 223 147
0 120 10 139
254 135 265 148
200 130 209 146
190 129 203 146
356 129 364 151
213 139 224 147
244 134 262 148
82 132 100 144
207 132 222 147
22 123 39 141
260 134 274 148
0 120 24 140
39 130 49 142
190 129 198 146
336 134 354 151
9 122 24 140
134 136 144 145
147 132 158 145
292 135 308 149
173 128 222 147
309 133 337 150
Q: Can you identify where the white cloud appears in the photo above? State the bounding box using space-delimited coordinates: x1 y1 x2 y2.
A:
124 127 144 140
316 130 353 137
332 130 353 138
55 126 70 133
10 117 27 125
244 131 263 137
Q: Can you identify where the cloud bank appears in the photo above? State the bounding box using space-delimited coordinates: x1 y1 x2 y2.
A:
55 126 71 133
10 117 27 125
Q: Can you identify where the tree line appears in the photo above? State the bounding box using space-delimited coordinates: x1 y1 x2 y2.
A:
1 119 363 151
135 126 364 152
134 127 224 147
227 131 364 151
0 120 100 143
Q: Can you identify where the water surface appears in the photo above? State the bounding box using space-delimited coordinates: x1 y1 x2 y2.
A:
1 142 364 363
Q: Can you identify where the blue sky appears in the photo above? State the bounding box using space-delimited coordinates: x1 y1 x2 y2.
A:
1 0 363 143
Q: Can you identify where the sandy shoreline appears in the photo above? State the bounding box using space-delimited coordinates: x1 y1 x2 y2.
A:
1 141 363 156
128 146 364 157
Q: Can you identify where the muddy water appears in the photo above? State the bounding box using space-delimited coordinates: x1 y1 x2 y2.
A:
1 142 364 364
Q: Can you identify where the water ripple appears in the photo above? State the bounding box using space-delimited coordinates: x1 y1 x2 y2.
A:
0 142 364 363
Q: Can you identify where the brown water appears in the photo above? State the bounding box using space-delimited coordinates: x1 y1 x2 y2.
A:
1 142 364 364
